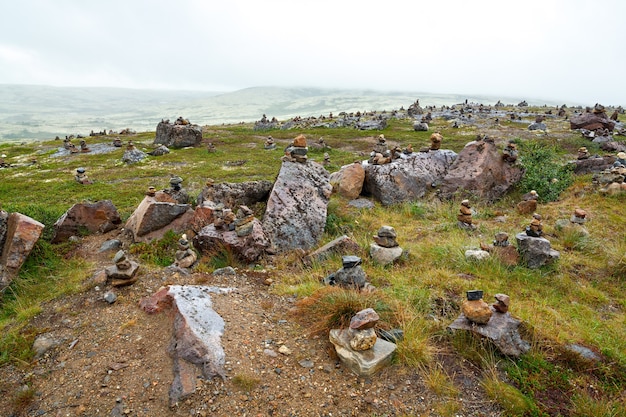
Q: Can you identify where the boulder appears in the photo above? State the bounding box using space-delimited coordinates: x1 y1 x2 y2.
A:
154 120 202 148
121 148 147 164
528 122 547 131
140 285 234 406
515 233 560 269
362 150 457 206
124 194 194 243
0 213 45 291
262 161 332 252
570 112 615 132
196 180 273 208
0 210 8 249
356 119 387 130
571 156 616 174
52 200 121 243
465 249 490 262
329 162 365 199
448 309 530 357
194 220 269 263
439 139 524 202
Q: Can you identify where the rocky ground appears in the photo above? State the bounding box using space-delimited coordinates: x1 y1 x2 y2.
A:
0 232 502 417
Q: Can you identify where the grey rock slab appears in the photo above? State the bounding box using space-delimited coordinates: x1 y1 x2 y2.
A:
329 329 396 377
515 233 560 269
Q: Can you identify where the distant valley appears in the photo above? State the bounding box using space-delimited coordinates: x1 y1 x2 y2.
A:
0 85 559 142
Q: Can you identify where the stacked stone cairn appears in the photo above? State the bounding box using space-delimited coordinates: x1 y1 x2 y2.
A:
516 190 538 215
74 167 93 185
174 234 197 269
323 152 331 166
79 140 90 153
555 208 589 237
164 176 189 204
207 142 216 153
324 256 368 290
516 213 560 268
234 205 255 237
429 132 443 151
264 136 276 150
214 206 236 231
369 226 403 265
283 134 308 163
105 250 140 287
457 199 476 230
461 290 492 324
329 308 397 376
368 135 392 165
502 142 518 163
112 137 123 147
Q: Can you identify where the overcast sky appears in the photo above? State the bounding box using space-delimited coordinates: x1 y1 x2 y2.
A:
1 0 624 105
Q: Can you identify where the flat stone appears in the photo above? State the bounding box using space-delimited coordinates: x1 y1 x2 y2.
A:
348 199 374 209
329 329 396 377
349 308 379 330
465 249 490 262
302 235 361 266
448 310 530 357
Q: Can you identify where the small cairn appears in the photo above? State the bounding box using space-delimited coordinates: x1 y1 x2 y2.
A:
283 134 308 163
323 152 331 167
214 206 236 231
369 226 403 265
403 144 414 155
174 234 197 269
556 208 589 237
112 137 123 147
207 142 217 153
264 136 276 150
461 290 492 325
525 213 543 237
164 176 189 204
516 190 538 215
324 255 369 291
516 213 560 268
74 167 93 185
492 293 510 313
502 142 518 163
577 147 590 160
105 250 140 287
79 139 90 153
457 199 476 230
234 205 255 237
429 132 443 150
373 135 388 154
329 308 397 376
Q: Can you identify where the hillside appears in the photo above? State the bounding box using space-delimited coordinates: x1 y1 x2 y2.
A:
0 101 624 417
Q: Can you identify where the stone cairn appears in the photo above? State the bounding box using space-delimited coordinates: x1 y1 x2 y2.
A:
207 142 217 153
214 206 236 231
525 213 543 237
74 167 93 185
105 250 140 287
570 208 587 225
369 226 403 265
324 256 371 291
264 136 276 150
577 147 590 160
429 132 443 151
516 213 560 268
283 134 308 163
457 199 476 230
556 208 589 237
329 308 397 376
79 139 90 153
323 152 331 166
368 135 392 165
112 137 123 147
164 176 189 204
174 234 197 269
234 205 255 237
516 190 538 215
502 142 518 163
461 290 492 325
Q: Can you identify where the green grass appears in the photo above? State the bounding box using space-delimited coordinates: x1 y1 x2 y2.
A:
0 108 624 415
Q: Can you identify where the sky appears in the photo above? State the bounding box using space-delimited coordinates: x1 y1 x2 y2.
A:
1 0 625 105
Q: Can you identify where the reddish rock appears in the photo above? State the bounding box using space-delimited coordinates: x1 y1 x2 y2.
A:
52 200 121 243
516 199 537 215
570 112 615 132
350 308 380 330
492 245 519 267
439 139 524 202
329 162 365 200
293 134 307 147
0 213 45 291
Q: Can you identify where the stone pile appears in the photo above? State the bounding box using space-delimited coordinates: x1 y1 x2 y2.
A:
449 291 530 357
516 214 560 268
105 250 140 287
369 226 403 265
594 164 626 195
122 141 147 164
174 234 197 269
457 199 476 230
324 256 368 290
329 308 396 376
154 118 202 148
516 190 538 214
283 134 308 163
74 167 93 185
264 136 276 150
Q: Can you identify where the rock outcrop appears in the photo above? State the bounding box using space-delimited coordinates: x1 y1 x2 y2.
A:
570 112 615 132
362 150 457 206
154 120 202 148
0 213 45 292
439 139 524 202
196 180 273 208
194 219 269 263
52 200 121 243
262 160 332 253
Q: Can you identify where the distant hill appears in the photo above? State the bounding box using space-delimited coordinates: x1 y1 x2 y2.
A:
0 85 557 142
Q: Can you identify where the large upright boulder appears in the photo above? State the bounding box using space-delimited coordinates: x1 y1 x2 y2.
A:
362 151 457 206
439 139 524 202
329 162 366 200
0 213 45 291
262 161 332 252
154 120 202 148
124 192 194 243
52 200 121 243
